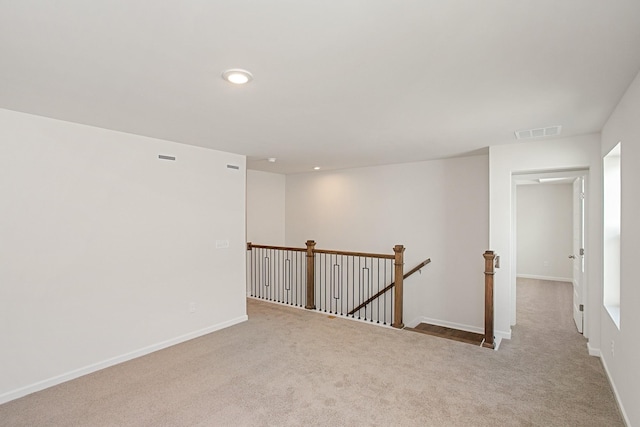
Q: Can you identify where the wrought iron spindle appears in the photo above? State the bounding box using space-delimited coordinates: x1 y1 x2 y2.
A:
376 257 380 323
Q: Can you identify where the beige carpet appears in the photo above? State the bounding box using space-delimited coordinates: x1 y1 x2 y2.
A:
0 279 624 426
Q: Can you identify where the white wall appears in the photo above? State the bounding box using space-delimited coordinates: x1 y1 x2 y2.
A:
600 69 640 427
489 134 602 342
0 109 248 403
246 170 286 246
285 155 489 334
516 184 573 281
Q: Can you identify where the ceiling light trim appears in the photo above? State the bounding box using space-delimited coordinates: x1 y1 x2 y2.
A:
222 69 253 85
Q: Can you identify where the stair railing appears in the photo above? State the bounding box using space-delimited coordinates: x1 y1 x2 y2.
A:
246 242 307 307
247 241 409 328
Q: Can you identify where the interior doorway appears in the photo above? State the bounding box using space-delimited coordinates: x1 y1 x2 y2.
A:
512 169 588 334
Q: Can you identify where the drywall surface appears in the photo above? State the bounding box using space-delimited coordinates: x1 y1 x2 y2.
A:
0 109 247 403
600 69 640 427
285 155 489 334
246 170 285 246
489 134 602 342
516 184 573 281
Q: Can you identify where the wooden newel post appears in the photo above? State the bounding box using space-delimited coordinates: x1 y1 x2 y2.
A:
483 250 496 349
392 245 405 329
305 240 316 309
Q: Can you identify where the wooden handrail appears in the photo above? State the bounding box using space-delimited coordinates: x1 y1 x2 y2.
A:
247 242 306 252
348 258 431 316
314 248 395 259
247 242 394 258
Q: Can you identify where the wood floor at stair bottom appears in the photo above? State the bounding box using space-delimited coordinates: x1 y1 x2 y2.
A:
406 323 484 346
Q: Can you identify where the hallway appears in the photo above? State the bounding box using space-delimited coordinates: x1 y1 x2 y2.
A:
497 278 623 424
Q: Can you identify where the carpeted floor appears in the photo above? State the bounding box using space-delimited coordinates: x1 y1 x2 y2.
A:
0 279 624 426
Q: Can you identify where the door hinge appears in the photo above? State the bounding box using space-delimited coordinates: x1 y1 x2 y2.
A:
580 248 585 256
579 304 584 312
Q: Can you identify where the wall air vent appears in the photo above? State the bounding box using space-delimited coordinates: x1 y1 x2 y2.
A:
515 125 562 140
158 155 176 161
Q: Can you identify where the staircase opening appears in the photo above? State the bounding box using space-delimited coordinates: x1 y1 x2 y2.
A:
247 241 497 349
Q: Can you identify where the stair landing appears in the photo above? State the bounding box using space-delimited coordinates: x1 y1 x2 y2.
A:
406 323 485 346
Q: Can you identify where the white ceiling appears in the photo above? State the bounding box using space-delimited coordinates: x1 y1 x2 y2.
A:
2 1 640 174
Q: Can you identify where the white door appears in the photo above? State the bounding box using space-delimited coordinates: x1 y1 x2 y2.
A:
572 177 585 333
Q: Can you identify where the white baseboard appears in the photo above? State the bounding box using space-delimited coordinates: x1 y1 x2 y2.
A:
587 342 601 357
405 316 424 329
517 274 573 283
495 329 511 341
600 355 631 426
0 315 248 405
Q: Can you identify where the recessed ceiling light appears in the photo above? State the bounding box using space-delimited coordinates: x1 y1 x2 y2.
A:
222 69 253 85
268 158 276 163
313 166 321 170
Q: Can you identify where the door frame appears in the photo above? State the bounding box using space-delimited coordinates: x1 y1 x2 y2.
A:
511 169 589 334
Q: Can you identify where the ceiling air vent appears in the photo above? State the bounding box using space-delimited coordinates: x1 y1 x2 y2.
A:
515 125 562 140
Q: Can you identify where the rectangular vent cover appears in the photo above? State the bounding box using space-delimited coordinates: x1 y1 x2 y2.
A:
515 125 562 140
226 164 240 170
158 155 176 161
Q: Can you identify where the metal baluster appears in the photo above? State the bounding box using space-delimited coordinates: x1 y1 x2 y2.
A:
383 259 388 325
348 255 351 316
285 260 291 304
389 262 396 332
363 259 369 321
279 249 282 303
297 251 301 307
340 256 353 314
352 256 356 318
329 254 333 313
258 248 262 299
281 250 285 303
298 251 302 306
376 257 380 323
326 253 330 312
277 249 281 303
258 249 263 299
324 254 328 312
319 253 322 312
255 248 258 299
333 262 340 305
264 252 270 300
281 251 284 303
357 257 362 319
249 247 253 297
271 249 275 302
267 249 271 300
